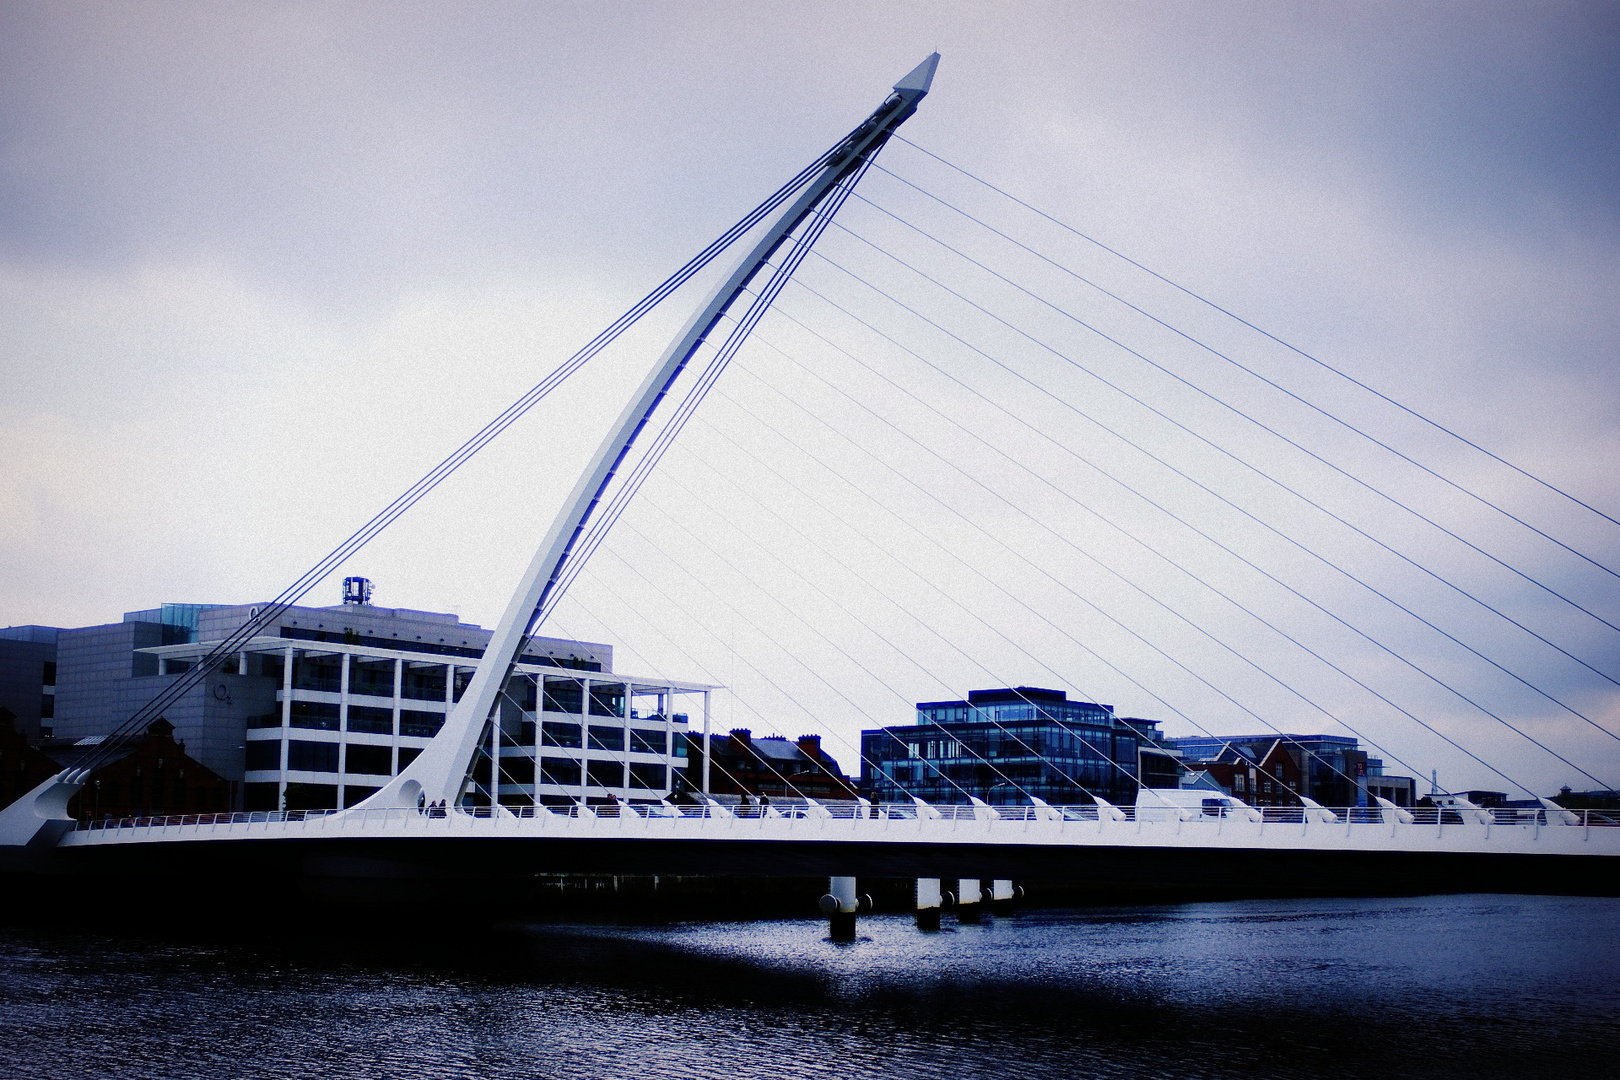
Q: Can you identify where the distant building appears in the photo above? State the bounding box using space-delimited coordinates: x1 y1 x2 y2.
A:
51 719 233 820
0 625 62 741
1423 790 1509 809
682 729 858 802
1173 734 1416 808
0 706 64 810
37 590 711 813
1122 717 1184 789
1552 787 1620 811
862 687 1171 806
0 708 231 820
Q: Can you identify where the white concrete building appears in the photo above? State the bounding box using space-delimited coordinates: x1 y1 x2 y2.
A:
51 596 710 812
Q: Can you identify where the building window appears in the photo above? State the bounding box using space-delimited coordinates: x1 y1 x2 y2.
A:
287 741 339 773
347 705 393 735
344 744 392 776
42 661 56 686
349 658 395 698
588 726 624 751
40 693 54 719
629 763 666 789
543 678 583 714
400 710 444 738
397 746 422 770
289 701 340 731
499 756 535 786
589 683 625 718
451 667 475 702
630 729 665 755
586 760 624 788
540 757 581 786
292 656 341 693
542 721 583 748
401 664 447 701
285 783 337 811
244 741 282 771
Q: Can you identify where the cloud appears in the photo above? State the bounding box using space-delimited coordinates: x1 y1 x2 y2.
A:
1 1 1616 794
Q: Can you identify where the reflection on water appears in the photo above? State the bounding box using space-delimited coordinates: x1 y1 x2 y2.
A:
2 894 1617 1079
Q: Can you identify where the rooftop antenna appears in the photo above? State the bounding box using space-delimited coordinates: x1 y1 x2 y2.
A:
342 576 373 606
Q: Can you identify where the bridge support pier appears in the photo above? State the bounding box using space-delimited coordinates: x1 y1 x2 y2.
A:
956 877 983 924
990 878 1016 915
821 875 859 940
915 877 942 930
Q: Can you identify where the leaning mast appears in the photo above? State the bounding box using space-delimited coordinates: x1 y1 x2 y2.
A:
361 54 940 809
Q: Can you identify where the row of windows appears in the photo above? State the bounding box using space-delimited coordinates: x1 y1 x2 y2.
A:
246 739 668 790
248 708 682 751
247 703 446 738
867 783 1138 806
534 721 670 754
872 733 1131 762
918 704 1113 725
289 660 472 700
273 654 628 715
246 740 425 775
498 758 666 789
872 760 1136 786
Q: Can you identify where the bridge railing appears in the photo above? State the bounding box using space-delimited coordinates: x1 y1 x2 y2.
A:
69 802 1620 833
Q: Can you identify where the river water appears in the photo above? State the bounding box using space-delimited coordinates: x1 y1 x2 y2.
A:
2 893 1616 1080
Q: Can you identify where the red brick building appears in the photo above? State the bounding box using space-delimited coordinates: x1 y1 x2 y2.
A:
50 718 234 821
0 706 66 811
683 729 858 802
1182 738 1306 807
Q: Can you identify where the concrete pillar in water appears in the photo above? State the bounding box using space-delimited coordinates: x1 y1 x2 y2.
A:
956 877 983 924
915 877 942 930
991 878 1016 915
820 875 859 940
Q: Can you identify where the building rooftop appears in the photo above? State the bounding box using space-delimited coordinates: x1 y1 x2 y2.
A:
0 625 63 644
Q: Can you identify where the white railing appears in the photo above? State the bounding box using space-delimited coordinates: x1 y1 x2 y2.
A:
70 801 1620 833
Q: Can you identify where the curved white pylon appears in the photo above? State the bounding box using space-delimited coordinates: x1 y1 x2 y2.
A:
358 55 940 810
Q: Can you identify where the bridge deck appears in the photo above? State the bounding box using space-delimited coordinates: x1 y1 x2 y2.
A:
61 802 1620 859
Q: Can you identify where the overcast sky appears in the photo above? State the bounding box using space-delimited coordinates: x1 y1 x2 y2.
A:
3 1 1617 796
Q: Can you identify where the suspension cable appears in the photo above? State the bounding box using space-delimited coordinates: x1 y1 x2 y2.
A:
890 133 1620 536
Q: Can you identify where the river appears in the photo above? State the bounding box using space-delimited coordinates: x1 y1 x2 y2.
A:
2 893 1616 1079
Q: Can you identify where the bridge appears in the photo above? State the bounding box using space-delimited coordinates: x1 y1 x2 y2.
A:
4 54 1617 929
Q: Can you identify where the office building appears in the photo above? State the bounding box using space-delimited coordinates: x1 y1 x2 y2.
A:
0 625 62 741
40 585 710 813
862 686 1173 806
1174 734 1416 808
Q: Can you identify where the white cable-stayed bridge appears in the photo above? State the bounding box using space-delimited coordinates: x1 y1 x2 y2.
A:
3 55 1617 923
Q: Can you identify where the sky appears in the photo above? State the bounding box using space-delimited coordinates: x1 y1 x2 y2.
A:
3 1 1618 797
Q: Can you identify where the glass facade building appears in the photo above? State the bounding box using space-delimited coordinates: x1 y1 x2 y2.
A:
862 687 1165 806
